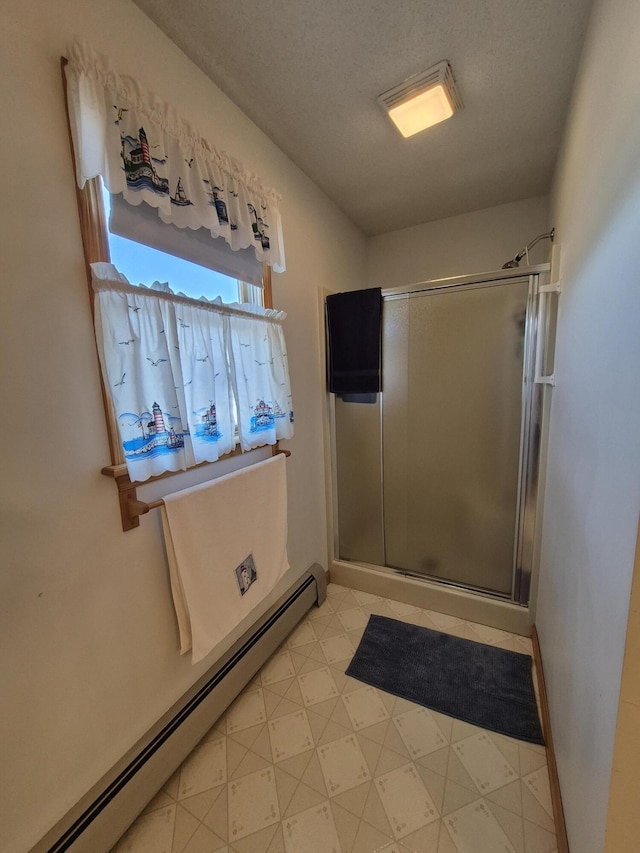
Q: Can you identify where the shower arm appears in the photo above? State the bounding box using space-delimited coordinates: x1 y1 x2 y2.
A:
502 228 555 269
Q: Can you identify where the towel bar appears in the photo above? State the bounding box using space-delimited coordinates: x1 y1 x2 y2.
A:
102 444 291 531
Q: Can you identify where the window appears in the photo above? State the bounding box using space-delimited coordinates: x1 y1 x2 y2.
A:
101 182 264 306
78 176 286 478
62 42 291 528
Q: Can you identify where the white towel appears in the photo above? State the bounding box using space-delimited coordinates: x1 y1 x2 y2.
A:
161 454 289 663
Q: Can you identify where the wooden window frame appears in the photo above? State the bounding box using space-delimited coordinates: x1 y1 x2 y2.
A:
62 58 277 531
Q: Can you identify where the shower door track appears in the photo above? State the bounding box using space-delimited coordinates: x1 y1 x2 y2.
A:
390 567 513 603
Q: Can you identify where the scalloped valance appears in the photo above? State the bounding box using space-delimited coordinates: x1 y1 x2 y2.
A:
65 41 286 272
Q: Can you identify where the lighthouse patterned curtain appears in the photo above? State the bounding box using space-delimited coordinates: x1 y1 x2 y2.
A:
93 264 293 482
65 41 285 272
227 308 295 452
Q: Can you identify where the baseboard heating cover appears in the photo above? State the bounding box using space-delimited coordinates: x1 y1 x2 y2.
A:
32 564 326 853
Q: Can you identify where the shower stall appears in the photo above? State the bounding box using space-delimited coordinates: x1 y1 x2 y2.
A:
330 265 555 613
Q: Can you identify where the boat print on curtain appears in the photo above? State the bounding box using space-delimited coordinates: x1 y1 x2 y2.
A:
171 177 192 207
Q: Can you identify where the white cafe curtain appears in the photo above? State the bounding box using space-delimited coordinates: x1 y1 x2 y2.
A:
227 306 294 452
65 40 286 272
92 264 293 482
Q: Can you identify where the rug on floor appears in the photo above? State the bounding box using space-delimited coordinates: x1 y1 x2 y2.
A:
346 614 544 745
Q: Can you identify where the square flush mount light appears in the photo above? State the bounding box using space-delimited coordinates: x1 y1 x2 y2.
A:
378 61 462 138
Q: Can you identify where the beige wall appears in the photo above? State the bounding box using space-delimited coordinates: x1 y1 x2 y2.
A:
536 0 640 850
0 2 366 850
367 196 549 289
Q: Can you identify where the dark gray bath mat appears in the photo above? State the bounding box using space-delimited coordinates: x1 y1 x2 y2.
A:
346 614 544 745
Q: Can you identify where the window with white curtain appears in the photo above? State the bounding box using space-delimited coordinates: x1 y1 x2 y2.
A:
64 40 293 483
93 264 293 482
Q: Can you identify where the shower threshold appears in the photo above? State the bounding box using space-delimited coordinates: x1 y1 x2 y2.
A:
331 558 531 637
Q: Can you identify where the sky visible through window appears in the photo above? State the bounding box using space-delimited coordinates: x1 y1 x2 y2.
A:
102 188 240 303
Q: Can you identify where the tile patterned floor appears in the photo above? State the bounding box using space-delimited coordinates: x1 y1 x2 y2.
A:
112 584 557 853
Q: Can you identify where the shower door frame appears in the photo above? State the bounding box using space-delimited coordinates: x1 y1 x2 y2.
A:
331 264 550 607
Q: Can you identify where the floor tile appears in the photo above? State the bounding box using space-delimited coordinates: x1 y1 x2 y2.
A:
331 780 371 818
111 587 556 853
172 803 200 852
467 622 513 646
336 607 369 632
181 821 224 853
319 633 355 665
387 600 422 618
375 763 439 839
228 767 280 842
485 800 525 853
485 779 522 817
523 767 553 817
318 733 372 795
326 583 350 596
286 620 318 649
142 787 175 815
202 784 228 840
444 800 518 853
307 599 336 621
282 801 341 853
523 818 557 853
393 707 448 759
351 819 394 853
297 667 340 706
268 710 314 763
441 779 480 815
351 590 382 606
261 652 296 686
521 783 556 832
112 804 176 853
283 782 326 818
452 732 518 794
397 819 442 853
426 611 464 632
330 800 362 851
231 824 279 853
179 785 225 821
179 738 227 799
227 689 267 734
342 685 390 731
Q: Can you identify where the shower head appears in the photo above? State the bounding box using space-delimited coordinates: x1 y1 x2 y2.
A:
502 228 555 269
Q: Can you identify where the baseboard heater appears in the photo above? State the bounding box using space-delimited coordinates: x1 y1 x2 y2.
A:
33 564 326 853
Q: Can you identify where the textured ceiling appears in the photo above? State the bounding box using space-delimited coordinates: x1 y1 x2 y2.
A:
132 0 594 236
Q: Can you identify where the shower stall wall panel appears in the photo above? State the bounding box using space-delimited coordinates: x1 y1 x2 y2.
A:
334 394 384 566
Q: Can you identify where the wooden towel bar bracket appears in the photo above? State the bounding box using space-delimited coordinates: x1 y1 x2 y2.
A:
102 443 292 532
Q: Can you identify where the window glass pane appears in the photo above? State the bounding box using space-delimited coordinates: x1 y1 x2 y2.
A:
101 185 241 303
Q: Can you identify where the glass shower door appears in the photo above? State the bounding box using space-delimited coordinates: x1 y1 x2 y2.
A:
382 279 531 596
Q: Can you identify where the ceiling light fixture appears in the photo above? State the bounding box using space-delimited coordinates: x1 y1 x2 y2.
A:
378 61 462 138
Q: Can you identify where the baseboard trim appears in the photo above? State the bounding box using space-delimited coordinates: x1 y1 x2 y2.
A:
532 625 570 853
